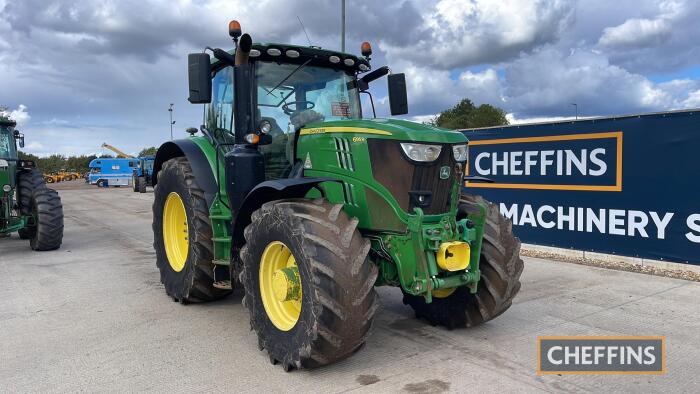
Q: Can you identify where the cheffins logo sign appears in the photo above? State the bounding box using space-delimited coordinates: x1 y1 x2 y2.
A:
462 110 700 264
466 132 623 191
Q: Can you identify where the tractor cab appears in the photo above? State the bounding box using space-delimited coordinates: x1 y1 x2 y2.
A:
0 118 20 193
0 118 20 160
187 27 408 183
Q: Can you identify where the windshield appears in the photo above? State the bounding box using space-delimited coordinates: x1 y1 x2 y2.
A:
0 126 17 160
256 61 361 133
255 61 362 180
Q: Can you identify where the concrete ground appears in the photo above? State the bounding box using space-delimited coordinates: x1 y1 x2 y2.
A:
1 183 698 393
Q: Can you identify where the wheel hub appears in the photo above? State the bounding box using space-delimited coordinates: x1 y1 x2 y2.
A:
162 192 188 272
259 241 302 331
272 267 301 302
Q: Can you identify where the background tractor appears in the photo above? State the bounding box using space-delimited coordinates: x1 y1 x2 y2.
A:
0 116 64 250
151 21 523 371
132 156 154 193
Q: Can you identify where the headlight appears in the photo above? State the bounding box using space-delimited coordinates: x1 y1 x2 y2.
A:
2 184 11 193
400 143 442 162
452 144 468 162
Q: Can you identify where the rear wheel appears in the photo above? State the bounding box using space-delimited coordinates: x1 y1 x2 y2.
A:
17 169 46 214
28 188 64 251
132 174 138 192
240 198 379 370
152 157 230 303
403 194 523 329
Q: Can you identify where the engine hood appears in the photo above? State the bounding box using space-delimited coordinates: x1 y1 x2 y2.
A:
300 118 468 144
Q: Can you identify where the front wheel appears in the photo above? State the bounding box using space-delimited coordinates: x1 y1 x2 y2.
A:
240 199 379 370
403 194 524 329
138 176 147 193
152 157 230 303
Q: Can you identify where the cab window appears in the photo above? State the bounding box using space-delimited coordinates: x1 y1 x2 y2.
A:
206 66 235 143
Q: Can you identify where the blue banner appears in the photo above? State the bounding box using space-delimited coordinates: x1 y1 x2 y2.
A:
462 109 700 264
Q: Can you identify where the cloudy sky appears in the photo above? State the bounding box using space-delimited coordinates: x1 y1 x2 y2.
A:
1 0 699 156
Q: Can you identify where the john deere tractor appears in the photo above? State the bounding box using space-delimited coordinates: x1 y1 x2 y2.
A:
0 116 64 250
151 21 523 370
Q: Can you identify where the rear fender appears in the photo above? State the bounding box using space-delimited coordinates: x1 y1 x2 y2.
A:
153 140 218 206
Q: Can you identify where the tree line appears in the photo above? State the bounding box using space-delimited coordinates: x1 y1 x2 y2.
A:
18 147 158 174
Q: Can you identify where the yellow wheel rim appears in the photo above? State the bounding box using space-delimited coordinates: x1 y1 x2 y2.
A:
259 241 302 331
432 287 457 298
163 192 188 272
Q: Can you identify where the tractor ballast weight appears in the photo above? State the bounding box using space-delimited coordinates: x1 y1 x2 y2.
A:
151 21 523 370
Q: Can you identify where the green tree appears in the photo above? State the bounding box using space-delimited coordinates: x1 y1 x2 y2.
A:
429 99 509 129
138 147 157 157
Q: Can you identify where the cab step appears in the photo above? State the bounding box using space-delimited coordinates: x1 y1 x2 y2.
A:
212 280 232 290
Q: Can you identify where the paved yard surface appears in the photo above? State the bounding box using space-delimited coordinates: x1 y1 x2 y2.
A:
1 184 698 393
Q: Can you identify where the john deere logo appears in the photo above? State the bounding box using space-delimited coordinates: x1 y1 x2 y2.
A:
440 166 451 179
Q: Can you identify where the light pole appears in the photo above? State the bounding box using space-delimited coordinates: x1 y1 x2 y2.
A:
168 103 176 140
341 0 346 52
571 103 578 120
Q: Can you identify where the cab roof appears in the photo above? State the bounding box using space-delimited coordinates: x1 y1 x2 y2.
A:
211 42 371 74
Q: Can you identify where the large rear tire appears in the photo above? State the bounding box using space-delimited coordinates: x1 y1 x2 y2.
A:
240 199 379 370
17 169 47 215
132 174 138 192
403 194 523 329
28 188 64 251
152 157 231 303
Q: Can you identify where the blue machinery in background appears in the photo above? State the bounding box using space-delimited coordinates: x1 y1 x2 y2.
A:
88 158 139 187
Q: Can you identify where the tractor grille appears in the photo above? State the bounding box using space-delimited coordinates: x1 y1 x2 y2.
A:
333 137 355 172
368 140 458 215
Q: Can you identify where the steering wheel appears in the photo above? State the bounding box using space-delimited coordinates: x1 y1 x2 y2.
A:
282 100 315 115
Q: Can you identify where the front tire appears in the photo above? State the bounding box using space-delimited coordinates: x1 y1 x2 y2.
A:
152 157 230 303
240 199 379 370
403 194 523 329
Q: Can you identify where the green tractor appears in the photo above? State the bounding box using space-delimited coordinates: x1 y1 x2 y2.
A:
0 116 64 250
151 21 523 370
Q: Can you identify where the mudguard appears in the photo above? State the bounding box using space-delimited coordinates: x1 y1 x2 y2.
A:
231 177 338 246
153 140 218 206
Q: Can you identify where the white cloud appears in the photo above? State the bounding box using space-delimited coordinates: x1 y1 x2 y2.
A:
598 18 671 49
381 0 575 69
0 104 30 126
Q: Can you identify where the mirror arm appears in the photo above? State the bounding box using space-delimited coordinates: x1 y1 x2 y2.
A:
360 91 376 118
360 65 390 85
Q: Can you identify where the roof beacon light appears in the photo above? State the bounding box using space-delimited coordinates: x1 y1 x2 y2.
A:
361 41 372 58
229 20 242 40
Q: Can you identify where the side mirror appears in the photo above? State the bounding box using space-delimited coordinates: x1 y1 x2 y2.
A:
188 53 212 104
14 130 25 148
388 73 408 116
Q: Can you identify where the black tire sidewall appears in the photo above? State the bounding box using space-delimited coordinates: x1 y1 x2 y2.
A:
153 164 198 300
243 212 317 360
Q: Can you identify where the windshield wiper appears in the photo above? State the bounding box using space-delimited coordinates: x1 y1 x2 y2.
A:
267 58 312 96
